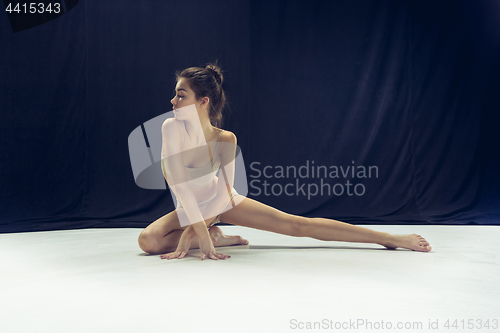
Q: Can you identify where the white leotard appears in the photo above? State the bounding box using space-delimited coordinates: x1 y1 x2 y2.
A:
160 124 238 227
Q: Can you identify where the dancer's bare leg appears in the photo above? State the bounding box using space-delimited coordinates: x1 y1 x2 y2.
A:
138 210 248 255
220 196 432 252
158 226 248 253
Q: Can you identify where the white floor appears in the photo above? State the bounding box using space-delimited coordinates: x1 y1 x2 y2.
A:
1 225 499 333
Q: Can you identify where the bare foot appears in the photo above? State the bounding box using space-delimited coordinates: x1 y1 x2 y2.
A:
381 233 432 252
209 226 249 247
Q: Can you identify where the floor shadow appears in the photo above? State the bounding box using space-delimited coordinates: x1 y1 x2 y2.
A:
248 245 407 251
136 244 409 256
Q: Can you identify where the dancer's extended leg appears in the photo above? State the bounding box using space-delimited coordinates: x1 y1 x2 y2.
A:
219 196 431 252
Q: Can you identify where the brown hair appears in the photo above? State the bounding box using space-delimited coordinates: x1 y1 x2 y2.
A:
175 62 227 127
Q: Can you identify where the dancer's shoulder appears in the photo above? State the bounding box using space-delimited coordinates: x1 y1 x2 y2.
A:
219 129 237 144
161 118 185 150
162 117 182 131
162 118 186 137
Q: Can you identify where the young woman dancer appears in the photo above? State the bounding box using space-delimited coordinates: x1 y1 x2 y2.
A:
138 63 432 260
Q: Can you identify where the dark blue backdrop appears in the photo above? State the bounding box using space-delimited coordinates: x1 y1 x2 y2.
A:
1 0 499 233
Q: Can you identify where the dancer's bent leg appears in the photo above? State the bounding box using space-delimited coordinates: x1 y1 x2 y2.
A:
138 210 248 255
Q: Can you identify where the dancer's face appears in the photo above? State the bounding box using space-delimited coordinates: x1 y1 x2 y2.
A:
170 79 209 119
171 78 196 110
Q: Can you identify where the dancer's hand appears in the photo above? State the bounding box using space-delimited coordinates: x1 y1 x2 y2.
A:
160 227 193 260
198 235 230 260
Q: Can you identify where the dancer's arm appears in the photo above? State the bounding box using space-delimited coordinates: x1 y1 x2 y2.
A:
161 119 211 239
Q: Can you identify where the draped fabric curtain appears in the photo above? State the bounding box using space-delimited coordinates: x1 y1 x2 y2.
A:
1 0 498 233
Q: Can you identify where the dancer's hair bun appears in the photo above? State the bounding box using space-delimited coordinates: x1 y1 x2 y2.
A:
206 63 223 85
